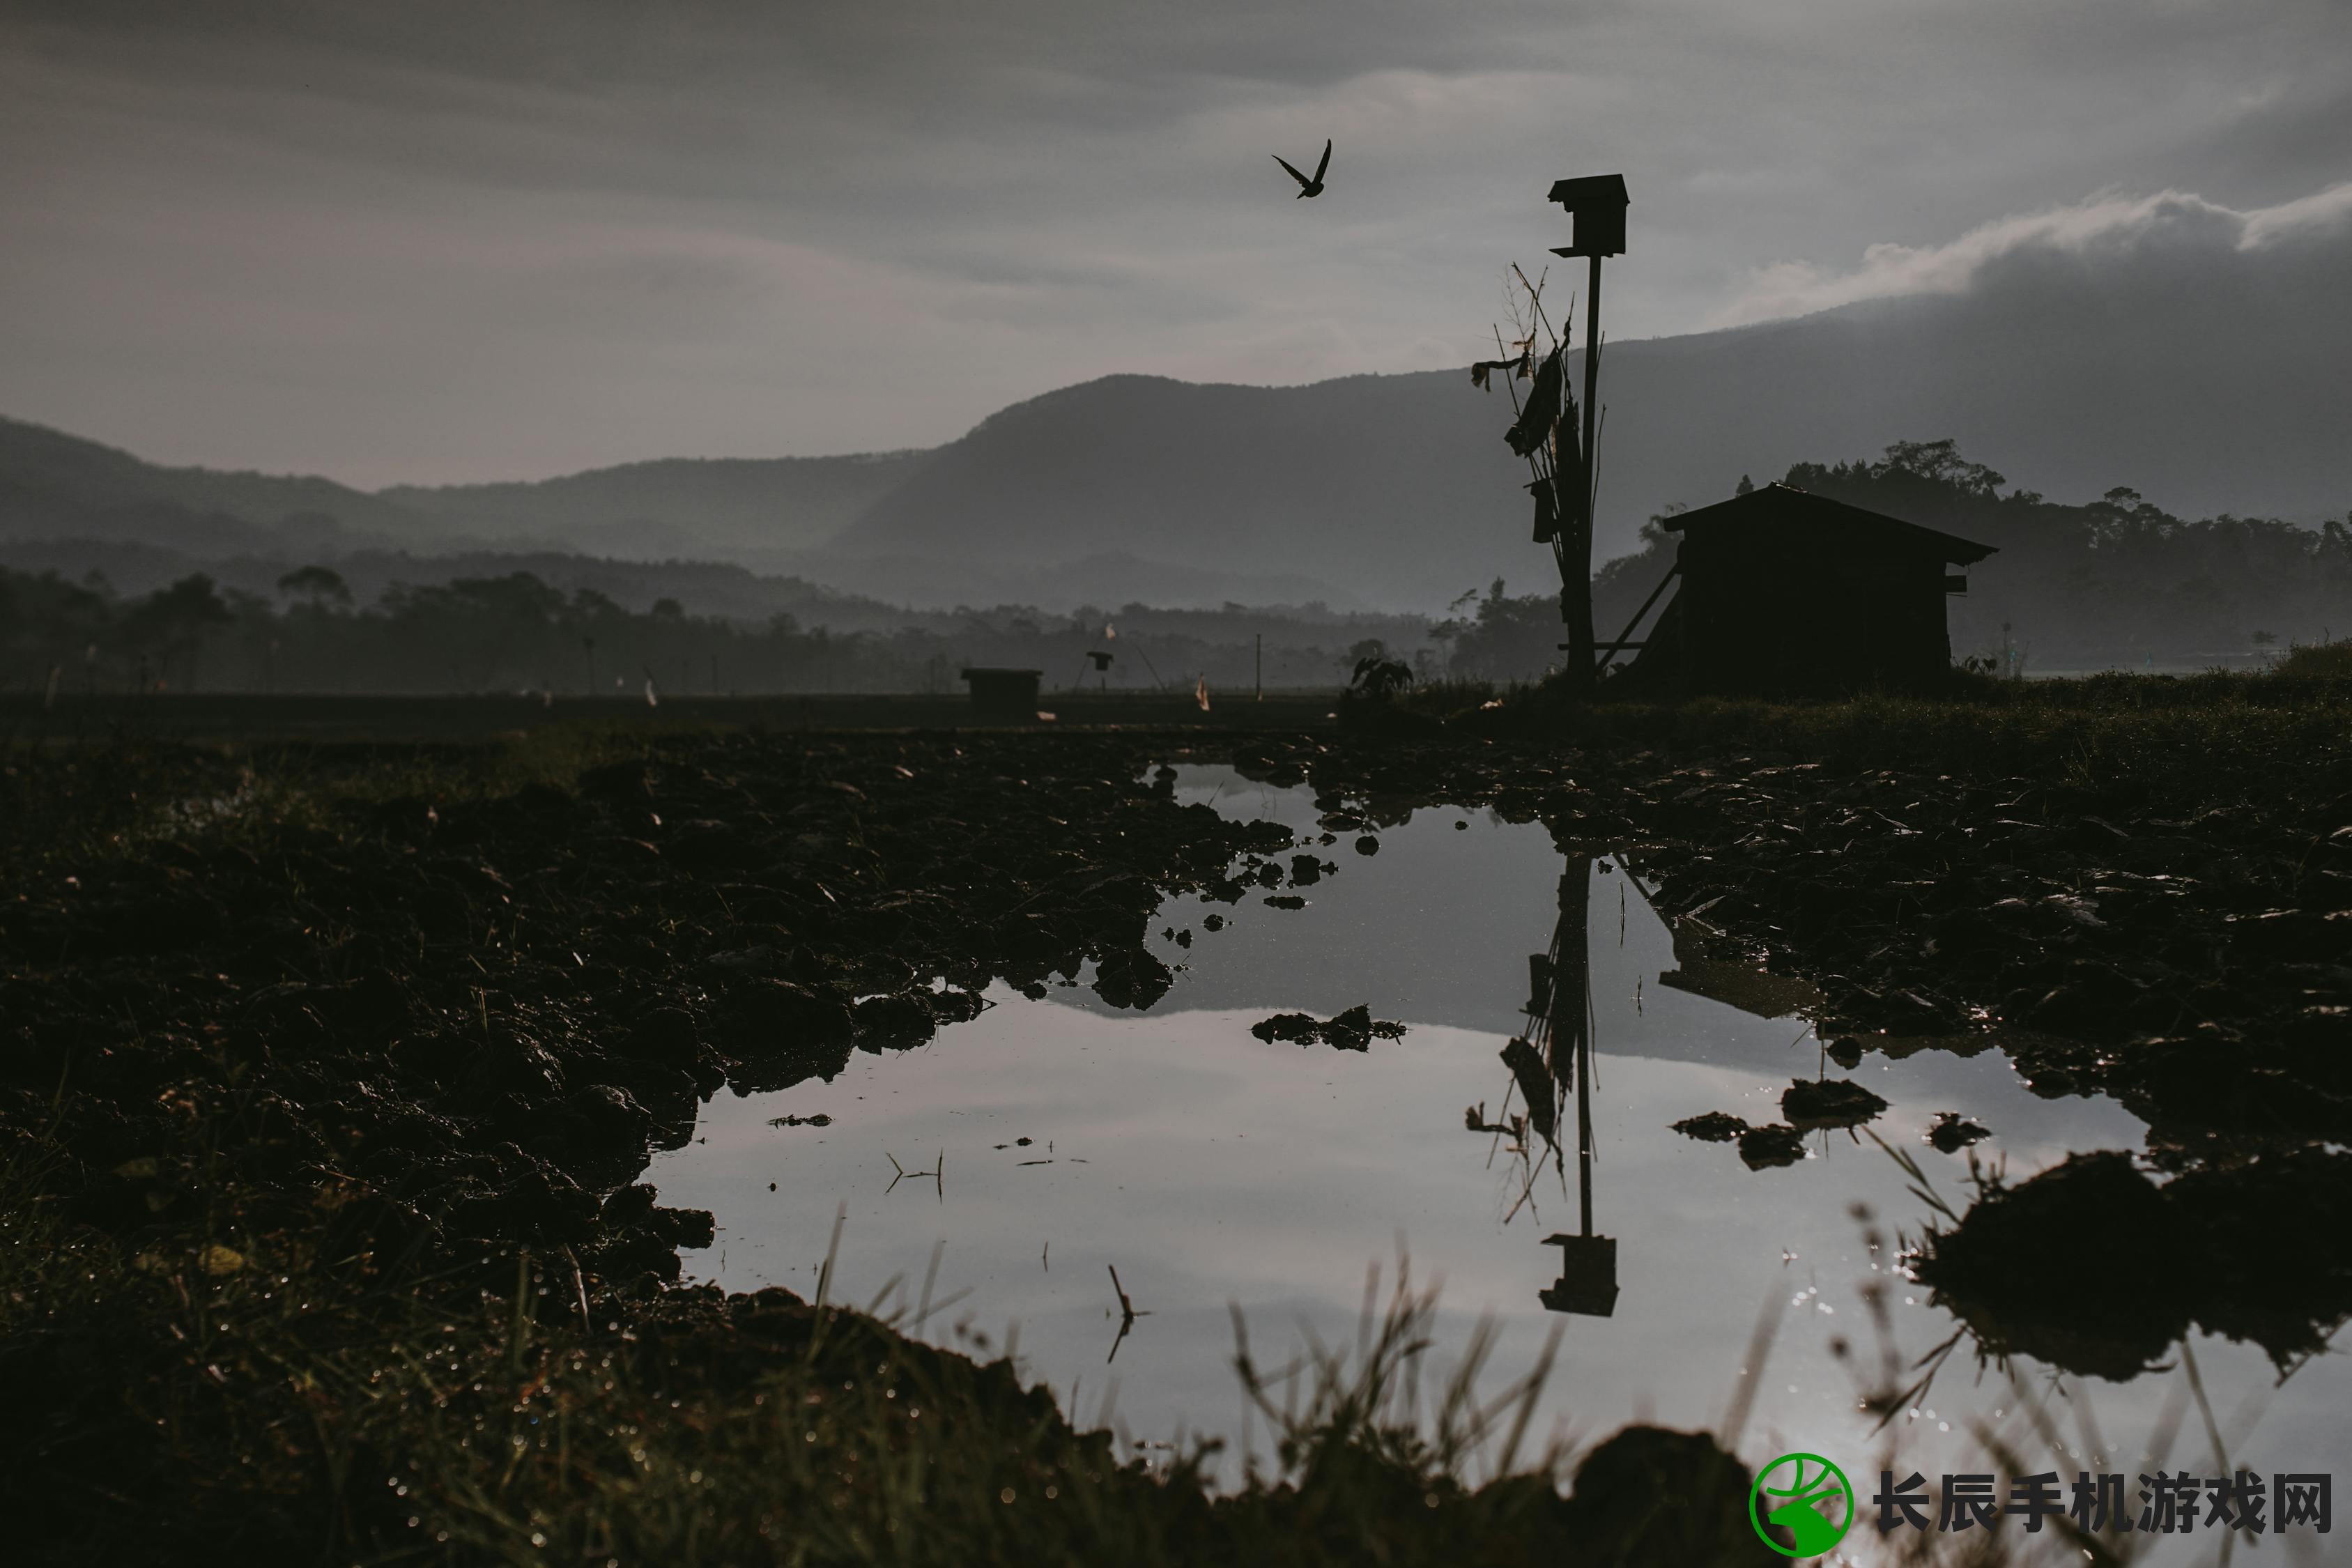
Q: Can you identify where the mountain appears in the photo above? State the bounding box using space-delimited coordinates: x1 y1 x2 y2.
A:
831 209 2352 609
787 546 1373 615
6 187 2346 615
835 373 1527 612
0 414 932 573
380 451 930 563
0 415 427 550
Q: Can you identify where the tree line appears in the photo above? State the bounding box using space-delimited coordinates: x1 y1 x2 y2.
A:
7 438 2344 696
1388 439 2352 682
1578 440 2352 673
0 564 1432 698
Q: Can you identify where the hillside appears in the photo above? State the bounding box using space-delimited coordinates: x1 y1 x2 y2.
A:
380 450 932 560
834 213 2352 610
0 415 932 570
4 190 2345 617
0 416 427 548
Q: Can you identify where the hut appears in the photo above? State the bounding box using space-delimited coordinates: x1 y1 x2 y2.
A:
1623 484 1994 695
959 667 1043 723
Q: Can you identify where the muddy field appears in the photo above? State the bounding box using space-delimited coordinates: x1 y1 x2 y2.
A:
4 679 2348 1563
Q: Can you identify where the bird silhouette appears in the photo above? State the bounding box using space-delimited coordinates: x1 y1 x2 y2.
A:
1273 139 1331 199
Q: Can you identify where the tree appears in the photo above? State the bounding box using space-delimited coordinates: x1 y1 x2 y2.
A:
2317 516 2352 585
1871 438 2006 497
276 564 353 613
1348 652 1415 702
0 569 108 654
469 574 567 622
120 574 233 689
1430 581 1565 682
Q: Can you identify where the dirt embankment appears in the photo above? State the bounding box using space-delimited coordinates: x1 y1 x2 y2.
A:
13 695 2343 1557
1 734 1295 1299
6 729 1809 1565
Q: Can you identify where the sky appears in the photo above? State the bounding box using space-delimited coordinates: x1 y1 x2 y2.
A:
2 0 2348 488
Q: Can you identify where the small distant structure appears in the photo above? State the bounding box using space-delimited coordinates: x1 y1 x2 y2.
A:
959 666 1043 723
1611 484 1995 696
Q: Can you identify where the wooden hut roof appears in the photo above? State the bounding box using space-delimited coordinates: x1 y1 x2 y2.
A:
1661 484 1997 566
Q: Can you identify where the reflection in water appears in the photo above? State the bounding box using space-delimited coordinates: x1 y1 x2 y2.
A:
1509 860 1618 1319
1657 917 1822 1022
652 767 2348 1520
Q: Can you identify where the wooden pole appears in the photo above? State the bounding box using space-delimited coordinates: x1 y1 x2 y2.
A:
1562 254 1604 692
1553 861 1594 1236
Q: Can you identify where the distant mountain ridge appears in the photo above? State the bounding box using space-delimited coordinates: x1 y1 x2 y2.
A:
0 415 932 572
380 450 930 560
3 195 2346 614
832 236 2351 607
832 199 2350 607
0 415 424 555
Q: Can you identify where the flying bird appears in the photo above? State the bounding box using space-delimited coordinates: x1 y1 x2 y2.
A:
1273 139 1331 199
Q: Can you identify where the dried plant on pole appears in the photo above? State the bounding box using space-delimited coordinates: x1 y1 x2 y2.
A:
1472 266 1601 689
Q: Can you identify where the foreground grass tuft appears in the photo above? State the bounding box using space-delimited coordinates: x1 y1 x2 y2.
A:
0 1144 1657 1566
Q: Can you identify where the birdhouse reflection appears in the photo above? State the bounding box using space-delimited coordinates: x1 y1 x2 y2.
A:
1475 859 1620 1318
1542 1233 1618 1318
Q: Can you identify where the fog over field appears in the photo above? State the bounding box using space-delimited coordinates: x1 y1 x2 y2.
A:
3 0 2349 666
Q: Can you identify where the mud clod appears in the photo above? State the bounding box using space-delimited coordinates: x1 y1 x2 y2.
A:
1925 1112 1990 1152
1780 1077 1889 1129
1737 1126 1807 1169
1917 1146 2352 1378
1251 1005 1408 1052
1670 1112 1748 1143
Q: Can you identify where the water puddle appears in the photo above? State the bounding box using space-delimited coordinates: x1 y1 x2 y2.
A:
652 767 2349 1531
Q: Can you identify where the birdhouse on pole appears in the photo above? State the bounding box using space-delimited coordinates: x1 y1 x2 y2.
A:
1541 172 1627 694
1545 174 1628 259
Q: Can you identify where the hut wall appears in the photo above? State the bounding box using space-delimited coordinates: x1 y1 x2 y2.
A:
1675 532 1954 695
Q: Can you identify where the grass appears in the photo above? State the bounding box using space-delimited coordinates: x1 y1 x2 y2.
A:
0 726 1602 1565
2270 638 2352 679
6 1131 2160 1567
1 1156 1153 1563
0 1130 1581 1566
1454 664 2352 818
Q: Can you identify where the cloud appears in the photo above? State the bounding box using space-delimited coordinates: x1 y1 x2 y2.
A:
1714 181 2352 328
4 0 2350 483
2240 180 2352 246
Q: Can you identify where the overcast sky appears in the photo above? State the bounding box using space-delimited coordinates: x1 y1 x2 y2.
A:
3 0 2348 486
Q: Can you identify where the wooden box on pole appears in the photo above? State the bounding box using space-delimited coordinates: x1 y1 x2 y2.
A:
1546 173 1627 693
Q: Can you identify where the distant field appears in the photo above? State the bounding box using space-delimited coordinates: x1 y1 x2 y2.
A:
0 688 1347 743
